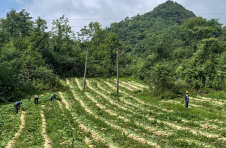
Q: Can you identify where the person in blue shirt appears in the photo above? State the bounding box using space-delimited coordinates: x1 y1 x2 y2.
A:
14 102 22 113
185 91 189 108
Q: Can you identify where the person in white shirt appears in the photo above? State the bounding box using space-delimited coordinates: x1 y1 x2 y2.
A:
34 95 39 104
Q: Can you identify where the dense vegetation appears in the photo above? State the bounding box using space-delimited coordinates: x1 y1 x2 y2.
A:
108 0 195 55
1 0 226 101
0 10 130 101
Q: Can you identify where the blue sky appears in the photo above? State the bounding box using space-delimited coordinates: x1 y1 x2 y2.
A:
0 1 19 17
1 0 226 33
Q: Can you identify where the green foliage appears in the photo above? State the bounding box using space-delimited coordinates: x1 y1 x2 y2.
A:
151 62 174 91
0 10 66 101
107 1 195 56
77 22 131 77
0 9 33 40
180 17 222 45
173 46 193 59
0 8 132 101
111 1 226 95
183 38 225 90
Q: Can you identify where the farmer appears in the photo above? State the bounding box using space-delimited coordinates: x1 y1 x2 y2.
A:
185 91 189 108
14 102 22 113
34 95 39 104
50 93 57 102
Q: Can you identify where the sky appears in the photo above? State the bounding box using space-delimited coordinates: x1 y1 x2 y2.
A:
1 0 226 34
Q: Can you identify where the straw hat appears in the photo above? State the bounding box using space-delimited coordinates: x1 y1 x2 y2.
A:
186 91 189 94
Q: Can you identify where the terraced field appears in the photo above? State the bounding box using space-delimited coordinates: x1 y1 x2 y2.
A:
1 78 226 147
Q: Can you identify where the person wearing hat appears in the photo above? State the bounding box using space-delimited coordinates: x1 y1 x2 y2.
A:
185 91 189 108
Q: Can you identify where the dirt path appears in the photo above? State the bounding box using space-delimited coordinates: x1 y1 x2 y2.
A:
85 137 95 148
75 78 83 90
6 111 26 148
58 92 69 110
148 117 225 141
114 79 141 90
130 81 149 89
57 100 63 111
41 105 52 148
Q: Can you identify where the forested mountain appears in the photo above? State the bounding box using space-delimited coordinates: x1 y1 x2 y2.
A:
107 0 226 98
1 0 226 102
107 0 196 55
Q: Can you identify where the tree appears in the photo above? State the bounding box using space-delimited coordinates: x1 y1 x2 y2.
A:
0 9 33 39
184 38 224 89
50 15 73 53
151 62 173 92
104 33 122 64
180 17 222 46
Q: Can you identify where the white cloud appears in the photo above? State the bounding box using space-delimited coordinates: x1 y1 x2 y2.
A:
82 0 102 9
10 0 226 34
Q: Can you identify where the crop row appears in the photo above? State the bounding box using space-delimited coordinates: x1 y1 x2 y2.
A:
63 78 226 147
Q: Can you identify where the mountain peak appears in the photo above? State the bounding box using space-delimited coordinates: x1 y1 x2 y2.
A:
147 0 196 24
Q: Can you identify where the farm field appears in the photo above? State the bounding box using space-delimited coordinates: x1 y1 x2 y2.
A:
1 78 226 148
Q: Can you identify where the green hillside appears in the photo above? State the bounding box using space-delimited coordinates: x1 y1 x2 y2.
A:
107 0 196 55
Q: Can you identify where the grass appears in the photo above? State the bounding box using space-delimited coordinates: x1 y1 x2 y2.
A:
0 103 21 147
11 96 44 148
67 79 150 147
1 77 226 147
43 99 87 147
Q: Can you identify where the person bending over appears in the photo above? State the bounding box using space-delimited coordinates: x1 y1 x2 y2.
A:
14 102 22 113
50 93 57 102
